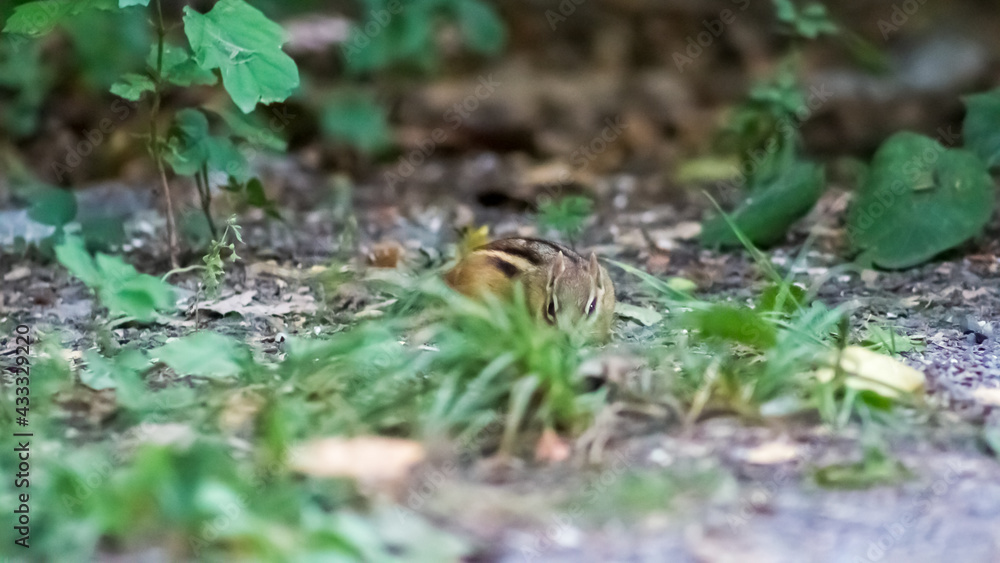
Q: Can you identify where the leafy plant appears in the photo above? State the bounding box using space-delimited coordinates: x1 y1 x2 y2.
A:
344 0 505 74
55 235 177 322
701 67 828 248
701 150 826 247
847 131 995 268
4 0 299 267
537 195 594 246
201 215 244 296
772 0 839 39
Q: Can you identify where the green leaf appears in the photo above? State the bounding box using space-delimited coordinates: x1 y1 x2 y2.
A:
217 106 286 151
701 160 826 247
847 131 995 269
3 0 117 36
150 43 217 88
80 348 150 390
183 0 299 113
152 332 251 379
814 446 910 489
54 235 102 287
686 304 778 349
119 0 148 7
538 196 593 240
321 92 392 153
27 185 77 227
759 282 807 314
54 235 177 321
453 0 506 55
245 178 281 219
110 73 154 101
165 109 250 181
963 89 1000 169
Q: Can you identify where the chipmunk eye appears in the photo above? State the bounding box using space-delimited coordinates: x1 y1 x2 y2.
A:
546 299 557 323
586 298 597 316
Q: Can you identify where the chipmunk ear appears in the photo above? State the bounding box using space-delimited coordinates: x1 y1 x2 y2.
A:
543 252 567 323
588 252 604 291
548 251 567 290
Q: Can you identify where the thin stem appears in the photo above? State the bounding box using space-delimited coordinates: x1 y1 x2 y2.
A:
199 164 217 239
151 0 178 268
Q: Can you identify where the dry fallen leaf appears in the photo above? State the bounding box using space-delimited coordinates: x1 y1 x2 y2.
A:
369 241 405 268
290 436 426 491
4 266 31 282
195 290 318 318
815 346 925 398
740 440 800 465
972 387 1000 407
534 428 571 464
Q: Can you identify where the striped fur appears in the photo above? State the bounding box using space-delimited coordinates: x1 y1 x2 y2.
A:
445 237 615 341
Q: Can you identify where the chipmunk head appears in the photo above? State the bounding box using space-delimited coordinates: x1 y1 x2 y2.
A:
540 251 615 341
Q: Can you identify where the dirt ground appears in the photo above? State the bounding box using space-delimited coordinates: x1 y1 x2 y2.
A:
3 165 999 561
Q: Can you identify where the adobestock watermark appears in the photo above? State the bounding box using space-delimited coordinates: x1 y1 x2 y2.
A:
672 0 751 72
532 115 628 197
727 443 818 532
383 73 501 190
396 411 504 522
852 460 963 562
544 0 589 31
877 0 930 40
521 451 633 561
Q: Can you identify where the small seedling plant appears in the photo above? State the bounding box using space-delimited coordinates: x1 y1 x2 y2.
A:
4 0 296 266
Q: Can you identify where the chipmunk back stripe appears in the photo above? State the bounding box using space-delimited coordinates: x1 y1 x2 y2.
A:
518 238 582 262
481 240 544 265
488 255 521 278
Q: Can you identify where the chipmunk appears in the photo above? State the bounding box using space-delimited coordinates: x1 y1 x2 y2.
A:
445 237 616 341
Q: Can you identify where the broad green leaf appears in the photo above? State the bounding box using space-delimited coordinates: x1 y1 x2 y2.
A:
847 132 995 269
453 0 506 55
321 92 392 153
27 185 77 227
94 253 177 321
701 160 826 247
3 0 117 36
217 106 286 151
149 43 217 87
686 304 777 349
963 89 1000 169
183 0 299 113
165 109 249 181
80 348 150 390
110 73 154 101
54 235 102 287
245 178 280 219
165 109 211 176
55 235 177 321
152 332 251 379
